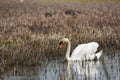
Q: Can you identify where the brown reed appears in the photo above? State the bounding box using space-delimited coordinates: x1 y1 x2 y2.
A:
0 0 120 68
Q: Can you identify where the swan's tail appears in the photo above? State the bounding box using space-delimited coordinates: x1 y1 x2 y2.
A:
95 50 103 60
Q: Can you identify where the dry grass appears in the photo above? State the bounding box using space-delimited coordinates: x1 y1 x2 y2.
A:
0 0 120 68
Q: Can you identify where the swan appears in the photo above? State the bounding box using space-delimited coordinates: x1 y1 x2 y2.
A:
59 38 102 61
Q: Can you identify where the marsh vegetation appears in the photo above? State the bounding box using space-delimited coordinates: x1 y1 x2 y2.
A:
0 0 120 71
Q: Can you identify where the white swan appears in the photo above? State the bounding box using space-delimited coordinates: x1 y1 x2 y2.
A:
59 38 102 61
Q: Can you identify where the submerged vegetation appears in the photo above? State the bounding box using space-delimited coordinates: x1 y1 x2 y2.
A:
0 0 120 68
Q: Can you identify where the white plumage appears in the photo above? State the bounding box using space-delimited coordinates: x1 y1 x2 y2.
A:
59 38 102 61
71 42 101 60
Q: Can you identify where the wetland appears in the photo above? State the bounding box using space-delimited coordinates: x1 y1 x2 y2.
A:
0 0 120 80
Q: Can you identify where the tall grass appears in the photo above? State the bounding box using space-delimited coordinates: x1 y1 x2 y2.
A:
35 0 120 3
0 0 120 67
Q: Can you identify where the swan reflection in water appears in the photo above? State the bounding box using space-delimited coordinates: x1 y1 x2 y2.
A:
38 61 105 80
67 61 103 80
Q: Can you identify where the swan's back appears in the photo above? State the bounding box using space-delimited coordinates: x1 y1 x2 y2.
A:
71 42 99 60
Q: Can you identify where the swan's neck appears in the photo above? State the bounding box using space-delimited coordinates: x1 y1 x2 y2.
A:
66 41 71 61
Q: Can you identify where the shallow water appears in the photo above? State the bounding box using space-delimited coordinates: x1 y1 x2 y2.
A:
1 50 120 80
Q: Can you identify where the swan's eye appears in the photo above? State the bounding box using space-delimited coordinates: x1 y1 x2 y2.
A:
59 41 63 45
59 41 63 48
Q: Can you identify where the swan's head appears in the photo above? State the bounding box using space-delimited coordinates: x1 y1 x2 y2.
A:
59 38 70 48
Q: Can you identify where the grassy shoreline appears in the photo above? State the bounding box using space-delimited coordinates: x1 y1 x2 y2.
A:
0 1 120 67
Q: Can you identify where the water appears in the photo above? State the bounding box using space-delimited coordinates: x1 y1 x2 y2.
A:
1 51 120 80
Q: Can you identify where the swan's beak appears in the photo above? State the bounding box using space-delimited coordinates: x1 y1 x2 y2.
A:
59 44 63 48
59 41 63 48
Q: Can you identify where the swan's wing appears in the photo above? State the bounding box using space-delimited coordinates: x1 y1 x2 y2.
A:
71 42 99 60
71 44 86 56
